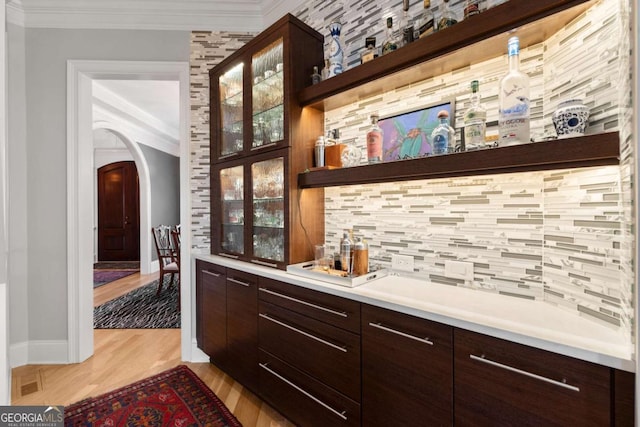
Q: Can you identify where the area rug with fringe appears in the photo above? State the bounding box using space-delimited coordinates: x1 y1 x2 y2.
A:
93 270 137 288
94 276 180 329
64 365 242 427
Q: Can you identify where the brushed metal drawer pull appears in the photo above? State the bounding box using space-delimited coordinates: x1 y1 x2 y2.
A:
219 253 240 259
251 259 279 268
369 322 434 346
259 363 348 421
260 313 348 353
470 354 580 392
228 277 251 287
202 270 221 278
259 288 348 318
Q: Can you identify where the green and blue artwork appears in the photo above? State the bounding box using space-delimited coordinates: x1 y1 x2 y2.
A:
380 102 453 161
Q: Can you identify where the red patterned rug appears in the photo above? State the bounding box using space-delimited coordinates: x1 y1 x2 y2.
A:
64 365 242 426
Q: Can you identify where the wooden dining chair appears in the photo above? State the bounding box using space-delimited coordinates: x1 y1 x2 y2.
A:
151 225 180 295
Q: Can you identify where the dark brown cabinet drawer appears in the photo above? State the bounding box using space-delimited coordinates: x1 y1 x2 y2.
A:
196 260 226 363
454 329 612 427
258 277 360 333
259 350 360 427
259 300 360 401
226 268 258 392
362 304 453 426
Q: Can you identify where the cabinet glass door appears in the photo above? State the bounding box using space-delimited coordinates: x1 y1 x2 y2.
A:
220 165 244 254
252 157 284 262
252 38 284 150
220 63 244 157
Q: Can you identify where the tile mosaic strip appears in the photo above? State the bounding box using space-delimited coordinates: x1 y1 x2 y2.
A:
189 31 256 252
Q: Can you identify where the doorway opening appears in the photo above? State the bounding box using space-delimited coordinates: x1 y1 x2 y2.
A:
67 60 194 364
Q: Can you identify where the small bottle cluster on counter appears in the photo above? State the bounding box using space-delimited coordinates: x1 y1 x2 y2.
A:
311 230 370 278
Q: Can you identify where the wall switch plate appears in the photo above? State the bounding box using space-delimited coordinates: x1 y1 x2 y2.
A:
444 260 474 281
391 254 415 272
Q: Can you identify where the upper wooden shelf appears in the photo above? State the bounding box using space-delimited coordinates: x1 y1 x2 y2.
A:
298 132 620 188
298 0 596 111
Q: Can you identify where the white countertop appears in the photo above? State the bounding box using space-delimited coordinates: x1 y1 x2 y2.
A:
194 254 635 372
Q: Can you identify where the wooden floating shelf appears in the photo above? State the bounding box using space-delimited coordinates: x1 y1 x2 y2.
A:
298 0 595 111
298 132 620 189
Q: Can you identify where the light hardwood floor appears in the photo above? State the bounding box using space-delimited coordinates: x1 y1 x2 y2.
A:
12 272 295 427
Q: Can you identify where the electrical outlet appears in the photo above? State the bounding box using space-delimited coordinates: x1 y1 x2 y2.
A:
444 260 474 281
391 254 414 272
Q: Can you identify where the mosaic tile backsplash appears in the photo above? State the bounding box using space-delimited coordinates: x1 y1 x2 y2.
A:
190 0 634 342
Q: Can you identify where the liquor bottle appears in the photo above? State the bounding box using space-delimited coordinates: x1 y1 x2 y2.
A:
381 17 399 55
464 0 481 19
311 66 321 85
463 80 487 150
498 36 530 146
360 37 378 64
366 113 383 164
436 0 458 31
400 0 414 47
431 110 455 155
417 0 435 38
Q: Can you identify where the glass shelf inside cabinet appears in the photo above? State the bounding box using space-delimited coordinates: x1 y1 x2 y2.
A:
252 38 284 149
252 157 284 262
220 63 244 157
220 165 244 254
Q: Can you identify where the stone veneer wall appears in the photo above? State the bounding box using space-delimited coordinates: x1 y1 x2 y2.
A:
190 0 634 341
190 31 256 253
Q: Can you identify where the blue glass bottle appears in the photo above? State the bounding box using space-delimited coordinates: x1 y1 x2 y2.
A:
431 110 455 155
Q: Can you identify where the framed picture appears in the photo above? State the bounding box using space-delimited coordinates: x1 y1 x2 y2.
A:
379 99 455 162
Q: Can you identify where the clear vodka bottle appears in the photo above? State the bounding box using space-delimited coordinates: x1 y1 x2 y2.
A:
498 36 530 146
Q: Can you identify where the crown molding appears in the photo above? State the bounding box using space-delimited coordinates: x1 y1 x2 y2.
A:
5 0 305 31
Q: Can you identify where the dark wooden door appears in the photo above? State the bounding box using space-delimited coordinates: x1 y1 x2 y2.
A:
97 161 140 261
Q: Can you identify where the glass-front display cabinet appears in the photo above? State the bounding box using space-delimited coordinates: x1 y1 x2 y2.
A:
210 14 325 268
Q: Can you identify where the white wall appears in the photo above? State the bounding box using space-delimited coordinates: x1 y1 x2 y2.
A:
7 27 189 361
1 0 10 405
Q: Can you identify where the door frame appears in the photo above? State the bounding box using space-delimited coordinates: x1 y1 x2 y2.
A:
67 60 196 363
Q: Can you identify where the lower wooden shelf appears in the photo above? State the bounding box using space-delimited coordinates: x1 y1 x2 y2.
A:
298 132 620 189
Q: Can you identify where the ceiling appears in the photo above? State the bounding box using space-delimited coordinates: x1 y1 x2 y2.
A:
6 0 306 32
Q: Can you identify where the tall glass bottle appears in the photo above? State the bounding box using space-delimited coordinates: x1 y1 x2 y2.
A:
463 80 487 150
498 36 530 146
431 110 455 155
400 0 414 47
366 113 383 164
436 0 458 31
381 17 399 55
417 0 435 38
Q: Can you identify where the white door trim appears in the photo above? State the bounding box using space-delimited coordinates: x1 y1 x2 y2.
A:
67 60 191 363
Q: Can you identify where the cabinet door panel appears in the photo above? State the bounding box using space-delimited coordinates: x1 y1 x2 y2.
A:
226 268 258 392
259 300 360 401
258 277 360 332
454 329 612 427
259 350 360 427
196 261 227 365
362 304 453 426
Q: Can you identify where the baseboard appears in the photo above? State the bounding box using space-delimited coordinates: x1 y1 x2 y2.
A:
150 260 159 273
190 339 209 363
10 340 69 367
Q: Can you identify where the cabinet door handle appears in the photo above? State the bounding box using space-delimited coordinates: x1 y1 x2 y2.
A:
259 313 348 353
259 287 348 318
202 270 221 278
251 259 279 268
259 363 348 421
251 142 278 151
368 322 434 346
219 253 240 259
469 354 580 392
228 277 251 287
